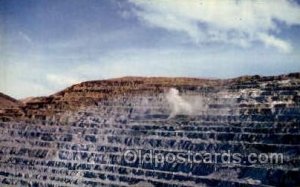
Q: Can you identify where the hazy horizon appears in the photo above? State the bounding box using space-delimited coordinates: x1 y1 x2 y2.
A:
2 72 300 100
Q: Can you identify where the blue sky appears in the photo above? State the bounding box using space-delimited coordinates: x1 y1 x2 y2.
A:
1 0 300 98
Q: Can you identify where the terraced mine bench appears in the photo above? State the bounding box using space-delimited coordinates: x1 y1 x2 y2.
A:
0 74 299 186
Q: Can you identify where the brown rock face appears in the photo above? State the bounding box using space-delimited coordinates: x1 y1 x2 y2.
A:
0 93 24 121
22 77 223 120
1 72 300 121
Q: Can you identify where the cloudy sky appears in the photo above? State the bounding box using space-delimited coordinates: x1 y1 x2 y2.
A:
1 0 300 98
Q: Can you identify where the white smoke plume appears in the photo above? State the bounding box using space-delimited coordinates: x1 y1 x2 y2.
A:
165 88 238 118
166 88 193 118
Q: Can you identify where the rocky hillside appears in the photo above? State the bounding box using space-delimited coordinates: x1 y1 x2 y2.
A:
22 77 223 121
0 73 299 186
2 73 300 121
0 93 24 121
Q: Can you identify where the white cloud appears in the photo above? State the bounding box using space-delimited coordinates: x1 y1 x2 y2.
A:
129 0 300 52
46 74 82 87
258 33 292 53
2 46 300 99
18 31 33 44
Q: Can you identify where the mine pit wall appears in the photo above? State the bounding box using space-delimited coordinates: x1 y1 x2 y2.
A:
0 75 300 186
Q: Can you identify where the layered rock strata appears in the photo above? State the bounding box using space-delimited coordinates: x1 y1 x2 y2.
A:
0 73 299 186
